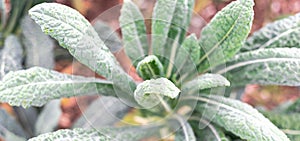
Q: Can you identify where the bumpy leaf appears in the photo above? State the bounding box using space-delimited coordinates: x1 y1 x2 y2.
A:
35 100 62 135
190 95 290 141
0 35 23 79
262 111 300 140
22 16 54 69
151 0 194 58
241 13 300 51
197 0 254 72
98 125 162 140
0 67 115 108
120 0 148 60
173 34 201 80
73 96 130 128
179 34 201 64
28 128 110 141
219 48 300 86
181 73 230 94
134 78 180 108
136 55 164 80
0 108 27 138
29 3 136 103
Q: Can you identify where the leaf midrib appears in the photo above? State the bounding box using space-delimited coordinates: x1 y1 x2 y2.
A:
197 3 244 65
259 26 300 49
217 57 300 74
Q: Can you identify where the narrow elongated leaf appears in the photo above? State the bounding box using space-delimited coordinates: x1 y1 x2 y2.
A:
73 96 130 128
189 95 290 141
0 67 115 108
29 3 137 104
241 13 300 51
134 78 180 108
218 48 300 86
173 34 201 80
0 35 23 79
120 0 148 60
262 111 300 140
28 128 110 141
0 108 27 138
35 100 61 135
21 16 54 69
197 0 254 72
151 0 194 57
181 73 230 94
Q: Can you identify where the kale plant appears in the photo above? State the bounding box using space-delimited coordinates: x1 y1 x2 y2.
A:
0 0 299 140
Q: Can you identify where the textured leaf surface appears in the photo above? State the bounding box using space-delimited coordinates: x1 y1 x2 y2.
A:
0 67 115 108
219 48 300 86
134 78 180 108
35 100 61 135
180 34 201 64
29 3 136 102
120 0 148 60
197 0 254 72
151 0 194 57
191 95 290 141
22 16 54 69
28 128 110 141
181 73 230 95
241 13 300 51
0 108 27 138
262 111 300 141
0 35 23 79
174 34 201 79
73 96 130 128
136 55 164 80
97 125 162 141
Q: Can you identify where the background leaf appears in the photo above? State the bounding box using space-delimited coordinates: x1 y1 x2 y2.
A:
21 16 54 69
35 100 62 135
0 67 115 108
13 107 38 137
241 13 300 52
92 21 123 53
197 0 254 73
0 35 23 79
0 108 27 138
219 48 300 86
